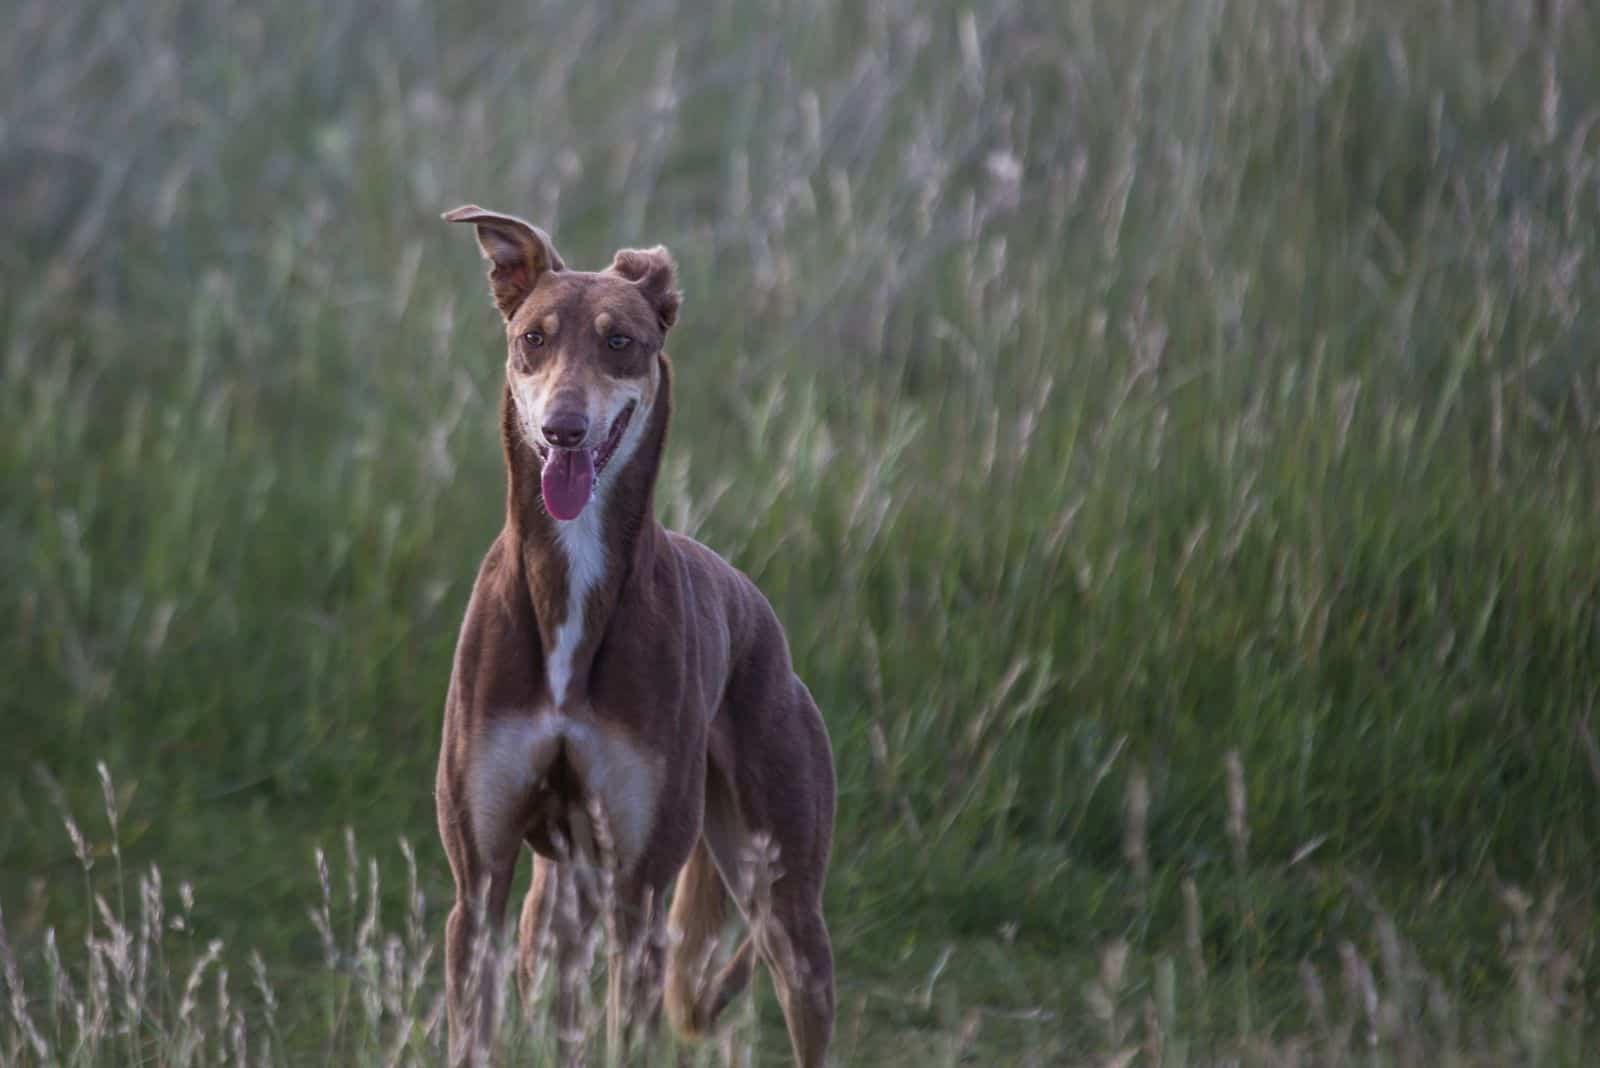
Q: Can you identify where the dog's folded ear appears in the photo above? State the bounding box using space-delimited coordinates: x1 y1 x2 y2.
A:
443 205 565 320
608 246 681 331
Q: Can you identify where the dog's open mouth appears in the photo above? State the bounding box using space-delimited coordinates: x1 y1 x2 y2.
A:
537 402 635 521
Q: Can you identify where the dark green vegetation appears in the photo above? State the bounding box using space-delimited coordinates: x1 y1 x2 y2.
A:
4 0 1599 1062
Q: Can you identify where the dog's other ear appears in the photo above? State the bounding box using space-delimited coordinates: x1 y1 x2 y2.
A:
608 246 681 331
442 205 565 320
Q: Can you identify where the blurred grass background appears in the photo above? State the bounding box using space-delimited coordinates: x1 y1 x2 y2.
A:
3 0 1600 1062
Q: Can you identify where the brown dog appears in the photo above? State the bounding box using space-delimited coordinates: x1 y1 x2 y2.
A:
435 205 836 1066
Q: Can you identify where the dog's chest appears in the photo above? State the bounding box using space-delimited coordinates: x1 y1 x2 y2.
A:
470 713 663 870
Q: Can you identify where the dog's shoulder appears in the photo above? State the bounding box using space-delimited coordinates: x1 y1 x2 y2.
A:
661 528 788 650
455 529 531 648
663 529 757 600
469 526 519 598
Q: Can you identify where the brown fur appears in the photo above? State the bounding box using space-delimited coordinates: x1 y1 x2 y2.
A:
436 205 836 1066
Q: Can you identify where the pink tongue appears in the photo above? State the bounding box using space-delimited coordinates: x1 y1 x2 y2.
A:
541 449 595 521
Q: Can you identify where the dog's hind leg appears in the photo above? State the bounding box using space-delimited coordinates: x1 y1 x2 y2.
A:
687 793 835 1068
710 635 837 1067
759 882 834 1068
515 854 559 1007
663 838 755 1040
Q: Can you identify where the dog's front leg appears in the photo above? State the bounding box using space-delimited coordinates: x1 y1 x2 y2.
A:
516 855 599 1066
519 855 675 1064
439 798 520 1067
610 871 674 1058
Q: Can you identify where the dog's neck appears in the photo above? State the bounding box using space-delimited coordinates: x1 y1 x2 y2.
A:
501 355 672 709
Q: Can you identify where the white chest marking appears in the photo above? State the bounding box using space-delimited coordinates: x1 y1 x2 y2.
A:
549 506 606 707
469 717 662 870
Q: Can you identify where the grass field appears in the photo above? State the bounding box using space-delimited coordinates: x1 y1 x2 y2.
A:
4 0 1600 1062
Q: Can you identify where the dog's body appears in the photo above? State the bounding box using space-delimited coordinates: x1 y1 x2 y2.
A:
435 206 835 1066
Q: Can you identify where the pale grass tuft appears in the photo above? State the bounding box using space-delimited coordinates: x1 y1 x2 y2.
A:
0 900 50 1060
1121 764 1150 886
1224 749 1249 869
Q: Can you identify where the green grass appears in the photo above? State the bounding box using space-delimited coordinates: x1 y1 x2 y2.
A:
4 0 1600 1062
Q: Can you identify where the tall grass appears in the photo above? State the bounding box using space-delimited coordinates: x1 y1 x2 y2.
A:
4 0 1599 1061
3 757 1589 1064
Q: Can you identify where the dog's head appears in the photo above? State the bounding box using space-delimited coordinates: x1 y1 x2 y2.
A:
445 205 680 522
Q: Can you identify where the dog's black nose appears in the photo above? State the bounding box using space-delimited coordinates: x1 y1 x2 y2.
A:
541 410 589 448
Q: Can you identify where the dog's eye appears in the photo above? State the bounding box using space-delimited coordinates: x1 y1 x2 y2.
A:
607 334 632 351
523 330 545 348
